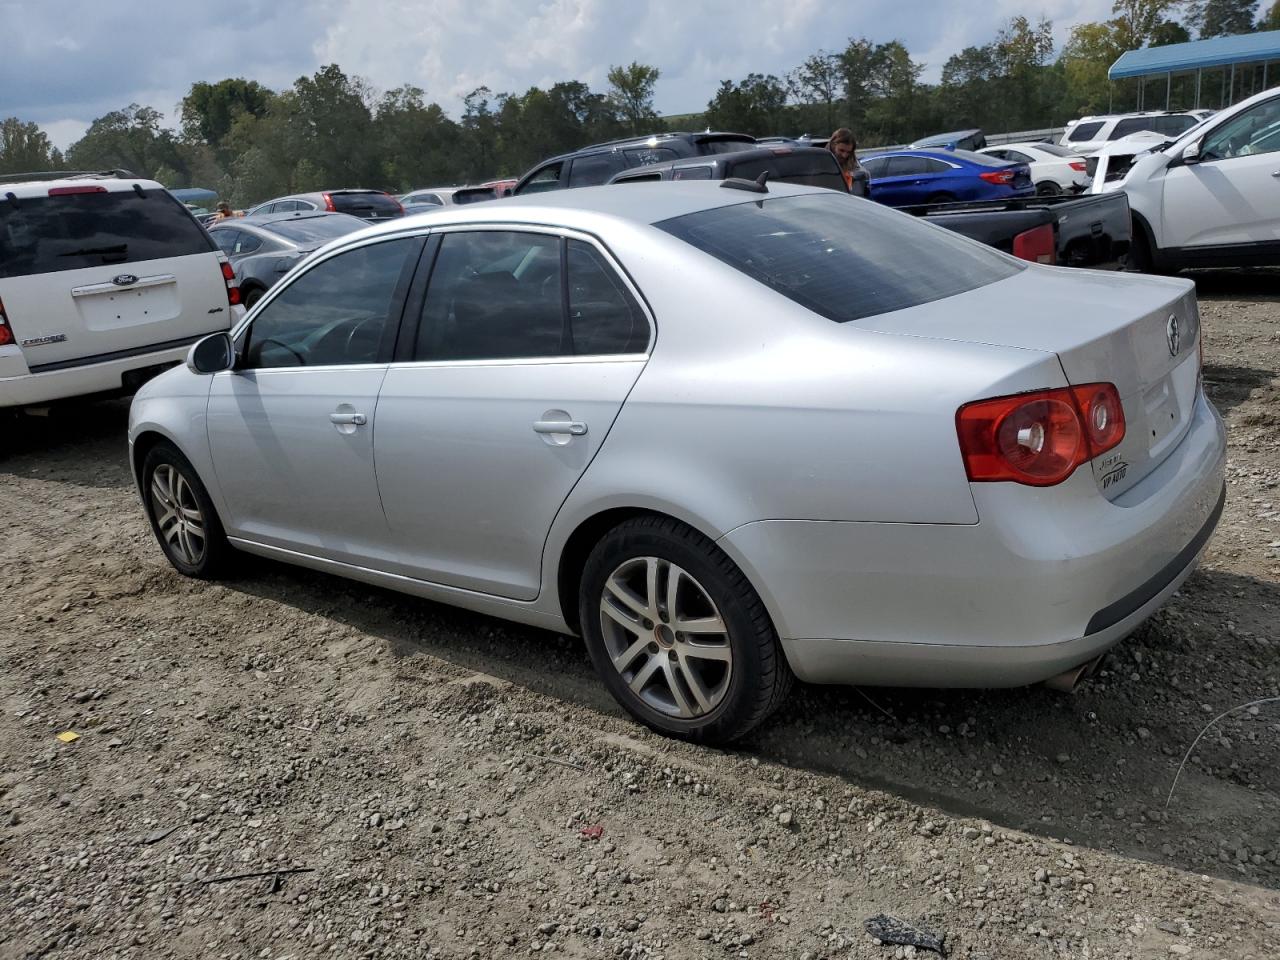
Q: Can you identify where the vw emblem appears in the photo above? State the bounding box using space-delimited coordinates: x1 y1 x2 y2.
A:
1166 314 1180 357
111 274 138 286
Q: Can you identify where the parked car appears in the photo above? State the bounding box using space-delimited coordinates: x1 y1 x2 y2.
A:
607 145 869 197
513 131 757 196
246 189 404 223
482 178 518 198
0 171 241 409
400 187 467 209
860 149 1034 206
977 142 1089 195
1060 111 1204 155
130 181 1225 743
1090 87 1280 272
208 211 366 307
910 128 987 151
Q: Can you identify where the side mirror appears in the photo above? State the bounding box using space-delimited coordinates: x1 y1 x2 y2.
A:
1181 139 1202 164
186 332 235 375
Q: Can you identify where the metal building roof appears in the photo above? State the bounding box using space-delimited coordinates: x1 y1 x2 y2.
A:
1109 30 1280 80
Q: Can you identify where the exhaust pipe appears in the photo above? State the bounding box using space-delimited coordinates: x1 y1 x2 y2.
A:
1043 655 1105 693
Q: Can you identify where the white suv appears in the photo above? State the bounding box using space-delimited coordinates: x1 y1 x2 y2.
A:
0 172 241 409
1061 111 1206 155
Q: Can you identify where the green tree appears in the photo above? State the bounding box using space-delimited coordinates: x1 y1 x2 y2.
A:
994 16 1055 129
291 64 380 187
788 52 843 134
1110 0 1186 48
375 84 462 188
1187 0 1262 36
0 118 60 174
1262 0 1280 29
606 62 661 134
66 104 185 180
1060 22 1125 117
704 73 789 136
180 78 274 147
1150 19 1192 44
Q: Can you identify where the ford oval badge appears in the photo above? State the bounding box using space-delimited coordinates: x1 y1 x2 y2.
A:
112 274 139 286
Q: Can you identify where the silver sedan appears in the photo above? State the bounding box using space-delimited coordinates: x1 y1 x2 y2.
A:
128 182 1226 743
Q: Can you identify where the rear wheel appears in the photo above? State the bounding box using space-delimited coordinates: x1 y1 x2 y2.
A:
141 442 230 579
243 286 265 309
1035 181 1062 197
579 516 792 743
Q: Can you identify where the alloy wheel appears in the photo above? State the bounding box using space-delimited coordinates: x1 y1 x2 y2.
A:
150 464 207 566
599 556 733 719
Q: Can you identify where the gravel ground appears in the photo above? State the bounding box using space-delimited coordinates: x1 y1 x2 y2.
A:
1 269 1278 959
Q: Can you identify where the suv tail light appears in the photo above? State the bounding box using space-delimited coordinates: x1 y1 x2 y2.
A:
321 192 337 212
0 297 13 347
218 255 242 307
1012 223 1056 264
956 383 1125 486
979 168 1015 185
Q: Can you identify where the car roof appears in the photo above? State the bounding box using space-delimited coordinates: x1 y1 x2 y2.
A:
233 211 359 226
332 181 834 245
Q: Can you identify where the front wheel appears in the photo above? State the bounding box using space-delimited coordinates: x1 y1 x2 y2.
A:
141 442 231 579
579 516 792 743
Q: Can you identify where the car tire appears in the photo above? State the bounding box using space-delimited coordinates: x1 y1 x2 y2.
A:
579 515 793 744
1035 181 1061 197
141 442 231 579
243 287 265 309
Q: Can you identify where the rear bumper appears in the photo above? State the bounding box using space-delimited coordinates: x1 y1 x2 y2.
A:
0 338 196 407
719 390 1227 688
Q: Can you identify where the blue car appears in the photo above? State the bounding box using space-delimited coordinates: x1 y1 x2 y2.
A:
860 149 1034 207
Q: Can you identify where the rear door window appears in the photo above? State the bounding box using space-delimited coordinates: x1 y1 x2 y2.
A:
657 193 1021 324
566 240 649 354
517 162 565 194
1065 121 1105 142
623 147 679 166
886 156 929 176
861 156 891 178
726 154 845 190
0 188 215 279
569 153 625 187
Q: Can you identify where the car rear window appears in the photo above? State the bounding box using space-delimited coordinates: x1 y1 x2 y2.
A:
329 192 402 217
0 187 215 279
657 193 1022 324
1065 121 1105 142
268 216 365 244
724 153 846 191
1033 142 1077 157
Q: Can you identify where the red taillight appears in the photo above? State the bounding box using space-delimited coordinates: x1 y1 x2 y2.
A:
48 185 107 196
1069 161 1087 172
322 192 336 212
218 257 242 306
383 192 405 216
0 297 13 347
1012 223 1056 265
979 168 1015 185
956 383 1126 487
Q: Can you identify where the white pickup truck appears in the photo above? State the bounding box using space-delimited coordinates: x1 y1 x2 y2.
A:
1089 86 1280 272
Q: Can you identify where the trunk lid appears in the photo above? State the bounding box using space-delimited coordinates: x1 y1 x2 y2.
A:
859 266 1201 498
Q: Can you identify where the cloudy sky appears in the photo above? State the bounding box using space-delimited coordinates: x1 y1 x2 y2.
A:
5 0 1133 149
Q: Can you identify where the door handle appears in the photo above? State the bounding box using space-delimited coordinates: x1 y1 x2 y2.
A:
1272 170 1280 178
329 412 367 426
533 419 587 436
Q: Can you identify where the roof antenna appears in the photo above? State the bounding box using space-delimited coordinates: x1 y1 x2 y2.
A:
755 171 769 188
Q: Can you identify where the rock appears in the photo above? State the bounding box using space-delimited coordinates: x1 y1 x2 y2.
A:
537 922 558 935
963 827 981 840
1156 921 1180 934
695 929 712 941
1056 753 1070 764
778 811 794 827
1169 945 1191 956
1035 868 1049 883
368 813 383 828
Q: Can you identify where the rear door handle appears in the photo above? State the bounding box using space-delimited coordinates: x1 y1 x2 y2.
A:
1272 170 1280 178
533 419 587 436
330 412 367 425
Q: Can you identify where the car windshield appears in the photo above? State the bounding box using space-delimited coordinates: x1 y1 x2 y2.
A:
268 216 365 244
330 192 402 216
657 193 1022 324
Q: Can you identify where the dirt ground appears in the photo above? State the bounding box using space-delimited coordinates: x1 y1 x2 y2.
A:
2 269 1278 960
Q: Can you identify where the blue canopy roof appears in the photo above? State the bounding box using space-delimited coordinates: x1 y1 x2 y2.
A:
169 187 218 204
1110 30 1280 80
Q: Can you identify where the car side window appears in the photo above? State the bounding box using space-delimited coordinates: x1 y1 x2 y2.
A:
566 240 649 355
921 158 953 174
672 165 712 180
1110 117 1156 139
413 193 443 206
886 156 928 176
413 231 566 361
569 153 625 187
234 233 263 255
242 238 415 369
861 156 890 178
212 229 240 255
624 147 679 166
1005 150 1032 163
1066 121 1104 143
984 149 1008 161
1201 98 1280 161
517 163 564 195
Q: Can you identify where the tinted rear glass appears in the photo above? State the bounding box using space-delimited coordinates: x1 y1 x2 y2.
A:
657 193 1021 324
697 138 757 155
330 192 402 217
268 216 364 244
725 153 846 190
1066 121 1105 142
0 188 215 279
949 149 1009 167
1033 142 1077 157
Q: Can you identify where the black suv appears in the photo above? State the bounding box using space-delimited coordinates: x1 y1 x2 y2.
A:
512 131 757 195
607 145 869 197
